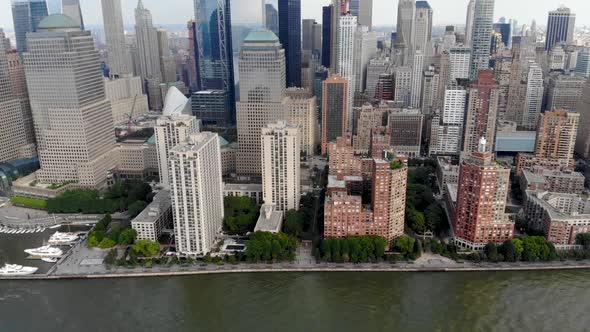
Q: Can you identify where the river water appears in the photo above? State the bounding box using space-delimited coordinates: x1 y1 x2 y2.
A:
1 270 590 331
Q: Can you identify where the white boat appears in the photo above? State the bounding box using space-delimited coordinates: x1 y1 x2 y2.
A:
24 246 63 258
49 225 61 229
0 264 38 276
16 230 25 234
41 257 58 263
6 229 15 234
48 232 80 246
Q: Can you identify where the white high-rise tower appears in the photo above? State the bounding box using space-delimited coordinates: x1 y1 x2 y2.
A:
469 0 494 80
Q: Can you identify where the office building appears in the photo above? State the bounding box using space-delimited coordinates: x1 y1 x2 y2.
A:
414 1 432 53
349 0 373 29
103 76 149 125
46 0 61 14
465 0 475 47
393 66 412 106
353 104 387 154
265 4 279 36
321 5 333 68
396 0 416 56
236 31 286 177
449 47 471 82
261 122 300 212
337 14 357 127
321 74 349 154
156 29 177 84
545 6 575 51
453 138 513 250
469 0 494 80
429 88 467 155
154 87 201 186
575 48 590 78
410 50 424 108
354 27 377 95
387 108 423 157
169 132 224 256
421 65 439 115
462 70 499 156
546 74 585 112
279 0 302 87
522 62 544 130
193 0 235 117
11 0 48 54
135 0 162 110
191 90 231 127
61 0 84 30
366 58 391 100
23 14 117 188
101 0 131 77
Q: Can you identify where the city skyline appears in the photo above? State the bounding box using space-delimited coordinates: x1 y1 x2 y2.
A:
2 0 590 30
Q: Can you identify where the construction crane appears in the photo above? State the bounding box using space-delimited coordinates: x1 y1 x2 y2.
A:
126 94 139 134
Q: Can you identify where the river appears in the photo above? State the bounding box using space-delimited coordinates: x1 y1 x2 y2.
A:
1 270 590 331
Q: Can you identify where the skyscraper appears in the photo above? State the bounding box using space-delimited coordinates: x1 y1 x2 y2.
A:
193 0 236 121
575 80 590 160
265 4 279 36
396 0 416 55
0 30 36 162
23 14 117 188
169 132 224 256
546 74 585 112
279 0 302 87
321 5 333 68
575 48 590 78
453 138 513 250
322 74 349 154
156 29 176 83
462 70 499 156
61 0 84 30
545 6 575 51
469 0 494 80
410 50 424 108
302 19 315 52
522 62 544 130
236 31 286 177
261 121 301 212
413 1 432 53
337 14 357 127
155 87 201 186
135 0 163 110
101 0 131 77
464 0 475 47
47 0 61 14
429 88 467 155
11 0 48 54
349 0 373 30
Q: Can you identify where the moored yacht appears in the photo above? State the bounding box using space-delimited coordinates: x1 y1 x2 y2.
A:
48 232 80 246
0 264 38 276
24 246 63 258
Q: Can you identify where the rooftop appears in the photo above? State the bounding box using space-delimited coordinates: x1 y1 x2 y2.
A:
131 190 171 225
254 204 284 233
38 14 80 31
223 183 263 192
245 30 279 42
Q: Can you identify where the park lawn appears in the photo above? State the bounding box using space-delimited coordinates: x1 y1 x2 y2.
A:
10 196 48 210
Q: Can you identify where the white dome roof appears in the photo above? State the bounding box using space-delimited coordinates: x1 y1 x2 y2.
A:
163 86 190 116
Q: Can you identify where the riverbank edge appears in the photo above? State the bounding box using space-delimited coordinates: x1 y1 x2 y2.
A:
3 263 590 280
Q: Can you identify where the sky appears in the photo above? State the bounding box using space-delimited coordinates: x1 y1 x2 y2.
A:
0 0 589 31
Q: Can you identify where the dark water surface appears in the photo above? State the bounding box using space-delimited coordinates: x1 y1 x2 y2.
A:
1 270 590 331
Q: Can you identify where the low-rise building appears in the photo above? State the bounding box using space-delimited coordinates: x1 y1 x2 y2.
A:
131 190 173 241
220 139 237 177
436 156 460 194
223 183 264 205
524 190 590 244
114 135 159 181
254 204 284 233
521 167 585 194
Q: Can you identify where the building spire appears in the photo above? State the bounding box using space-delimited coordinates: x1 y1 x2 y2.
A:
137 0 144 10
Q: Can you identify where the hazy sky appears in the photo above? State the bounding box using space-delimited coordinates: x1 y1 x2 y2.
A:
0 0 589 31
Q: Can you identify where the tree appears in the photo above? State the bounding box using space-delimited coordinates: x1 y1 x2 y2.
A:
119 228 138 245
500 240 518 262
484 242 499 261
131 240 161 257
128 200 148 218
395 235 415 255
98 237 117 249
406 208 426 234
576 233 590 249
283 210 304 237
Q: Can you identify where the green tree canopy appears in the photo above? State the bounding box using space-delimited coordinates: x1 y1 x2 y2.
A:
395 235 415 255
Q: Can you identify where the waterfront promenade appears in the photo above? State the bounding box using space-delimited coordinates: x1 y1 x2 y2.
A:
5 251 590 280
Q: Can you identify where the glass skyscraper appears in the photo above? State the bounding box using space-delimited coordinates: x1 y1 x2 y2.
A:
279 0 302 87
11 0 48 53
193 0 236 124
